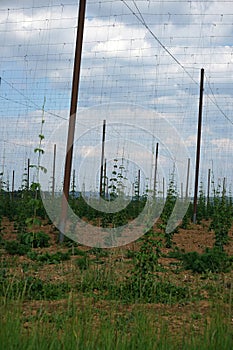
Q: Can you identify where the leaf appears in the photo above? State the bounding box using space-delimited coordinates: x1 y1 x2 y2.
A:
30 182 40 191
25 217 34 227
39 165 47 173
34 148 44 154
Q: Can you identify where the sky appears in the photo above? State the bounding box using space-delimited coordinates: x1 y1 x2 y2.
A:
0 0 232 196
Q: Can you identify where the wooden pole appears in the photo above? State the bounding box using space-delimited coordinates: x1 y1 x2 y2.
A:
11 170 15 200
27 158 30 190
59 0 87 243
52 144 56 198
72 169 76 198
138 169 140 198
185 158 190 199
193 68 205 223
223 177 226 192
153 142 159 197
103 158 107 198
99 119 106 197
207 168 211 205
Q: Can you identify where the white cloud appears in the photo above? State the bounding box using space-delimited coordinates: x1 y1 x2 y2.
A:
0 0 232 190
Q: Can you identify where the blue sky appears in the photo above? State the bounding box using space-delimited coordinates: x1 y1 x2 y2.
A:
0 0 232 195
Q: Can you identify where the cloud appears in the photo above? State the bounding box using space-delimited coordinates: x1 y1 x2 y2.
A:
211 138 233 153
0 0 232 190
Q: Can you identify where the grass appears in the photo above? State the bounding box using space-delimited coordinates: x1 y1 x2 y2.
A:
0 215 233 349
1 297 233 350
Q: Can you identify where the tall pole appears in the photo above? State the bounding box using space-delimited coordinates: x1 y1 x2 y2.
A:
223 177 226 193
27 158 30 190
103 158 107 198
193 68 204 223
11 170 15 200
207 168 211 205
153 142 159 197
99 119 106 197
181 182 183 199
72 169 76 197
52 144 56 199
185 158 190 199
59 0 87 242
138 169 140 198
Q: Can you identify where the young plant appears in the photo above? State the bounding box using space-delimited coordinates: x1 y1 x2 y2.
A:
25 98 47 229
160 170 178 248
210 182 233 250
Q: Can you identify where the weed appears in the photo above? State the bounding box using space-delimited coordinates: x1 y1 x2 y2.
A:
19 231 50 248
27 251 70 264
4 240 31 255
182 248 232 273
76 255 90 271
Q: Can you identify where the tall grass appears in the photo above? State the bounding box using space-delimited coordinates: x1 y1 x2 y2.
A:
1 298 232 350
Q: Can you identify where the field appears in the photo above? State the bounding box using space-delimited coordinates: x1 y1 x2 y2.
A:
0 189 233 349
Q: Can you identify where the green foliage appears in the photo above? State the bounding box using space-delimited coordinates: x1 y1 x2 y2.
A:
0 276 70 300
88 247 110 258
27 251 70 264
4 240 31 255
19 231 50 248
180 203 192 229
160 172 178 247
210 184 233 250
172 247 232 273
197 182 207 222
122 276 189 304
76 255 90 271
77 266 118 297
120 235 179 303
61 235 79 247
68 247 86 256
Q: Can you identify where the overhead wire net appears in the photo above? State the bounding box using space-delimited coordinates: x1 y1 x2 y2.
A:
0 0 232 197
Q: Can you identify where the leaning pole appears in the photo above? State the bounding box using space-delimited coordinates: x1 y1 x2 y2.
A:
59 0 87 243
193 68 204 223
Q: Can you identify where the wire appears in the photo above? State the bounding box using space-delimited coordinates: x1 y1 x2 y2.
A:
121 0 233 127
121 0 199 85
0 77 68 121
205 74 233 126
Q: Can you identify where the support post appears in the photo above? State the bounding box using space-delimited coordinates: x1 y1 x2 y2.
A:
103 158 107 198
11 170 15 200
153 142 159 197
138 169 140 199
59 0 87 243
99 119 106 197
52 144 56 199
223 177 226 193
27 158 30 190
72 169 76 198
207 168 211 206
193 68 205 223
185 158 190 199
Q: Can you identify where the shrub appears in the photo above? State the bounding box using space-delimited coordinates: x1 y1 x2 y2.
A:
27 251 70 264
19 231 50 248
4 240 31 255
181 248 232 273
